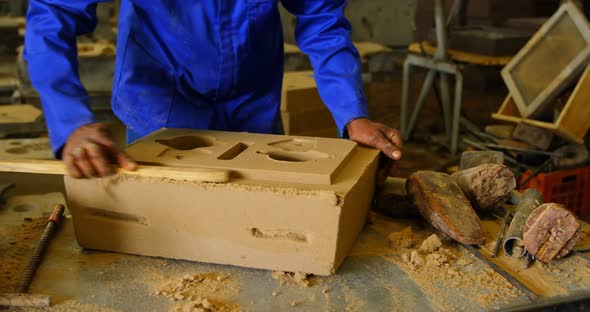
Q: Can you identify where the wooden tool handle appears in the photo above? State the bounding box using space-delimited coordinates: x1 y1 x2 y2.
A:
0 159 230 183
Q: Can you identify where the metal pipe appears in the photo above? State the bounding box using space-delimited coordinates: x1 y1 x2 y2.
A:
434 0 448 60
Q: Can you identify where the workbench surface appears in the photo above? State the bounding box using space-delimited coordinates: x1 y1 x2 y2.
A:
1 187 590 312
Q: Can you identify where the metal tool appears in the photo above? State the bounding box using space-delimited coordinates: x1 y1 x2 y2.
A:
492 210 512 258
524 254 535 269
18 204 65 293
503 189 543 258
462 138 535 171
0 204 65 308
482 143 564 157
462 244 538 301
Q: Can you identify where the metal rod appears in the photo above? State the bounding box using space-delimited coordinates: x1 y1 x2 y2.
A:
492 210 512 258
462 138 535 170
482 143 564 157
461 244 538 302
434 0 448 60
17 204 65 293
524 254 535 269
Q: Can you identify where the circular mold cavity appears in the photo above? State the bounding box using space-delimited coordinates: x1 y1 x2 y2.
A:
156 135 216 151
267 139 315 152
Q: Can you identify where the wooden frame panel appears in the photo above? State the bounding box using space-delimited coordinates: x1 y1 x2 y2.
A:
501 3 590 118
493 63 590 144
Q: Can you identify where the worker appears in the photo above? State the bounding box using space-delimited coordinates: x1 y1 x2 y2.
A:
24 1 402 179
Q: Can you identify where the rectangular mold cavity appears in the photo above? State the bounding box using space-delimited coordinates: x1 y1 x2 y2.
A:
86 208 149 225
217 142 250 160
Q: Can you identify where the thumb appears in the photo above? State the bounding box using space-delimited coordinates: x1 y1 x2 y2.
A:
116 151 138 171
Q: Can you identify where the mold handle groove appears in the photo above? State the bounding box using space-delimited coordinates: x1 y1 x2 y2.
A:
250 228 308 243
218 143 249 160
86 208 150 225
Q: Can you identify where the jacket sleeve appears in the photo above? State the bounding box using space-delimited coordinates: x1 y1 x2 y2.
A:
24 0 108 156
281 0 368 137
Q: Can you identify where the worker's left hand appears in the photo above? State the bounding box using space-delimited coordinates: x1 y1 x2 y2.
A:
347 118 403 180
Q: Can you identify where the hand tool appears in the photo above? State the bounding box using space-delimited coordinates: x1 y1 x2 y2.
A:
524 254 535 269
18 204 65 293
482 142 564 157
0 204 65 308
503 189 543 257
492 209 512 258
0 159 230 183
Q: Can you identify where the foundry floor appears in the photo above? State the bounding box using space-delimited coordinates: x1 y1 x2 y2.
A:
1 173 590 311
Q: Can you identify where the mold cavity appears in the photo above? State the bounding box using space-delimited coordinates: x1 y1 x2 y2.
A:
13 204 35 212
268 139 315 152
10 141 22 146
155 135 215 151
266 150 331 162
218 142 249 160
6 147 27 154
86 208 149 226
250 228 308 243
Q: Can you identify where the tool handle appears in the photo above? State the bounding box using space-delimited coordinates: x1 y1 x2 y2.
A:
48 204 65 224
0 293 50 308
0 159 230 183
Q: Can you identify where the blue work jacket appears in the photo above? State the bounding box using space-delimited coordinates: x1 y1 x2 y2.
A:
24 0 369 155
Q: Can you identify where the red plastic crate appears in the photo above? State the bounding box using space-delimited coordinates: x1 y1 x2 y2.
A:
520 166 590 220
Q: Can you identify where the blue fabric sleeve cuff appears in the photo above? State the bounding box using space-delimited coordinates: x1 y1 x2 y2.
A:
333 99 369 139
48 116 96 158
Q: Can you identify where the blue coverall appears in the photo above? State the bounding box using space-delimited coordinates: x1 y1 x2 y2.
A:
24 0 369 156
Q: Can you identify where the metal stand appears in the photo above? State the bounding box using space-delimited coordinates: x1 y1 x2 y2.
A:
401 0 464 155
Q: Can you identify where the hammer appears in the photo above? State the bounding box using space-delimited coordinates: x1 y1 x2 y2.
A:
0 204 65 308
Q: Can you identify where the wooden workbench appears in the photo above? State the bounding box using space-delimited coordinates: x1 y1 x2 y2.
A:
1 181 589 311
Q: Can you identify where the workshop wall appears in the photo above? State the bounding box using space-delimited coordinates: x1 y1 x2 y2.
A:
280 0 417 47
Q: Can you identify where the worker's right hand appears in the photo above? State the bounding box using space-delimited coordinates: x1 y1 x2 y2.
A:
62 123 137 178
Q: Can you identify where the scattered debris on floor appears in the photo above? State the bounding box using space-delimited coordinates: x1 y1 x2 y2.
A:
152 272 241 312
0 217 47 293
271 271 316 288
386 223 522 309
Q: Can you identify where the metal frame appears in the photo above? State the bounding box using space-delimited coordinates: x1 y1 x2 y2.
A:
401 0 464 155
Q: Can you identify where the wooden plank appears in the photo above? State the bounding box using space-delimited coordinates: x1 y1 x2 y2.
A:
0 159 231 183
408 41 512 66
492 95 585 144
501 3 590 118
555 63 590 140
